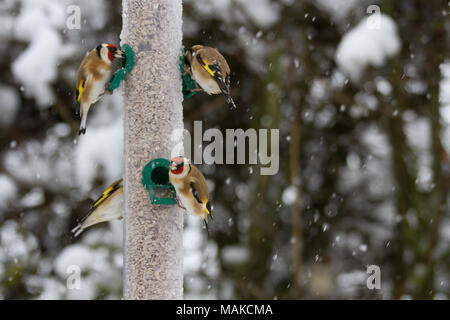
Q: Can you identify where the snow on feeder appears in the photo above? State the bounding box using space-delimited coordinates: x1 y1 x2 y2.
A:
142 158 177 205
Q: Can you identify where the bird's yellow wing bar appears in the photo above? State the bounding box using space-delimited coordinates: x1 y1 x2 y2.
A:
93 185 115 207
77 80 84 102
203 200 210 215
201 60 216 77
94 187 114 207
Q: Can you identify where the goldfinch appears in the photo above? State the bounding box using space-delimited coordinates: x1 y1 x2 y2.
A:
76 43 123 135
168 157 212 231
71 179 124 237
185 45 237 108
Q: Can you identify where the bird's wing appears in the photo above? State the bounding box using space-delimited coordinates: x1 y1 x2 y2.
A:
75 54 91 109
195 54 229 90
92 179 123 207
77 179 123 224
75 73 88 116
76 77 86 103
189 169 211 215
195 52 236 107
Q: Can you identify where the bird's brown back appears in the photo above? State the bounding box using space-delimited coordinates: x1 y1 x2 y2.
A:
77 49 110 86
196 47 230 74
189 165 209 202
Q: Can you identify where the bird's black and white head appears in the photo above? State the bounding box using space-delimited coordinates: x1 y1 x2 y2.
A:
184 45 200 66
190 45 204 57
96 43 123 63
170 157 190 178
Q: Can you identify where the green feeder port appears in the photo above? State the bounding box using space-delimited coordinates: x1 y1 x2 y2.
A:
142 158 177 206
107 43 135 92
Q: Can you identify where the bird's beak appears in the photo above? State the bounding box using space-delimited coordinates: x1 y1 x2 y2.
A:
169 164 176 170
114 50 124 59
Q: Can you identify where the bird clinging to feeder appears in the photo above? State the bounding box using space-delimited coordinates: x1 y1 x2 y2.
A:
184 45 237 108
75 43 124 135
71 179 124 237
168 157 213 232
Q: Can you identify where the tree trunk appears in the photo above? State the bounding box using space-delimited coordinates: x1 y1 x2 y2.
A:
121 0 183 299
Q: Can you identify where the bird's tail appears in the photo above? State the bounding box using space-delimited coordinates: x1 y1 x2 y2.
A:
71 224 84 238
203 219 210 237
71 212 100 237
227 95 237 109
220 87 237 109
78 104 89 135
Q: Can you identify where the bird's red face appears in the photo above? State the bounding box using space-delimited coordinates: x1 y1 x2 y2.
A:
170 157 185 175
106 44 122 62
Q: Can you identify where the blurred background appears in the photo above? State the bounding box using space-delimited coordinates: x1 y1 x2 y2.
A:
0 0 449 299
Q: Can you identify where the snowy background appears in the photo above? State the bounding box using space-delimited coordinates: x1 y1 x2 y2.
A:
0 0 449 299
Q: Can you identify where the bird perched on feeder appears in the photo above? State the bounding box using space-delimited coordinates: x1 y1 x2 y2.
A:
168 157 212 231
71 179 124 237
76 43 124 135
185 45 237 108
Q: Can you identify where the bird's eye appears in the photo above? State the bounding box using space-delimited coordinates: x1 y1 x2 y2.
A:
108 46 117 52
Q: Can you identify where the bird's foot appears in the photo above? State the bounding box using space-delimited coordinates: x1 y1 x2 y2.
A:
183 66 193 77
175 200 186 210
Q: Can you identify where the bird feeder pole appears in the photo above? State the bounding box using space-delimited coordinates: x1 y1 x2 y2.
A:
121 0 184 299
